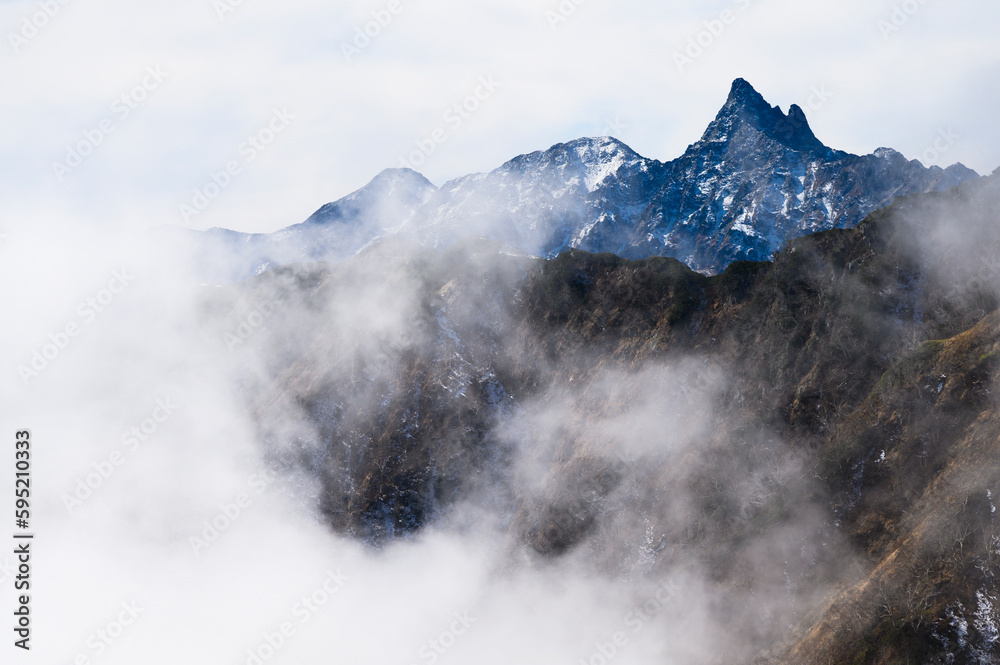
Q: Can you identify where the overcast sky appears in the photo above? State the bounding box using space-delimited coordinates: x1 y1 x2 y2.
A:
2 0 998 234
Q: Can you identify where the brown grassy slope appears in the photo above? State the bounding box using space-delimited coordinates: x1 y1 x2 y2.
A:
781 311 1000 664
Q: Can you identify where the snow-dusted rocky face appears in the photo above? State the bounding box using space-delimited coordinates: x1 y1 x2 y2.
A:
192 79 978 281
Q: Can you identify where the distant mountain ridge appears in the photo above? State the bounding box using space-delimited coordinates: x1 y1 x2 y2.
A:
193 78 979 278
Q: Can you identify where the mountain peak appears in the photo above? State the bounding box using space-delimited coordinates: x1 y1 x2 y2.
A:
507 135 639 165
495 135 647 189
563 135 642 162
564 135 632 150
301 168 436 228
369 167 436 190
726 77 770 110
697 78 827 154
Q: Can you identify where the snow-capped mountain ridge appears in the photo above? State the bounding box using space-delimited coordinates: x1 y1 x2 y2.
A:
195 78 980 277
499 136 651 194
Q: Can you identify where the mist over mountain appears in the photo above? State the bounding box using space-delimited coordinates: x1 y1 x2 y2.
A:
177 81 1000 665
208 167 1000 664
17 76 1000 665
191 79 977 280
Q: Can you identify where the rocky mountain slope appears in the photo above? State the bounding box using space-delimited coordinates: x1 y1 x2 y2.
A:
206 168 1000 663
194 78 977 279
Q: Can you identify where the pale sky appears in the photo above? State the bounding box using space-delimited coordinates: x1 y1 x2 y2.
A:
2 0 998 234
